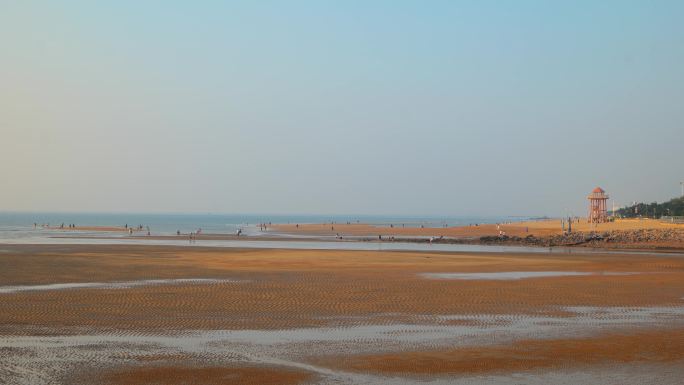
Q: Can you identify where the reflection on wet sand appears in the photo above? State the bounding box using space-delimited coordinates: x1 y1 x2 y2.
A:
2 306 684 384
420 271 642 280
1 245 683 384
0 278 243 294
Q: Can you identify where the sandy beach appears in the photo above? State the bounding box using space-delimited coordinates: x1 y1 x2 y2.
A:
270 218 684 238
267 218 684 250
6 0 683 383
1 244 683 384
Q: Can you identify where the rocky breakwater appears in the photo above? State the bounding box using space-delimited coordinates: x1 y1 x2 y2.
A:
479 228 684 249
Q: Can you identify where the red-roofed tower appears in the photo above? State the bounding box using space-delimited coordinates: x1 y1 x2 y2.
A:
587 187 609 223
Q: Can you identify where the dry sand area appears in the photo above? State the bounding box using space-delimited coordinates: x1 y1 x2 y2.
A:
271 218 684 238
1 244 684 384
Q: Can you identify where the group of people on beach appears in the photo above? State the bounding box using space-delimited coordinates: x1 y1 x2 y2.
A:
124 224 147 231
497 224 507 237
186 228 203 243
124 224 151 236
34 223 78 230
378 235 397 242
561 217 580 234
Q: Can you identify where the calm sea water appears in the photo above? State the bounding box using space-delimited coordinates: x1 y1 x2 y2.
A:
1 212 678 257
0 212 522 239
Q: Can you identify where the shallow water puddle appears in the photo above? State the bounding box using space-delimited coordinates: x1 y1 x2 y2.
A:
2 305 684 385
2 306 682 350
421 271 641 280
0 278 243 293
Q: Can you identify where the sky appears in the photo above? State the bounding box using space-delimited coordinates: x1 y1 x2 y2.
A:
1 0 683 216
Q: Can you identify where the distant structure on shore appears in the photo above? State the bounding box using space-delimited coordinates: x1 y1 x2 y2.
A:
588 187 609 223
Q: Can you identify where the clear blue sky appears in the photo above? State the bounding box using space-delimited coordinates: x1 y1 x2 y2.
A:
2 1 683 216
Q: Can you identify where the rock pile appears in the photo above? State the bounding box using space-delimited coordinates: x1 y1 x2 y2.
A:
479 228 684 248
371 228 684 249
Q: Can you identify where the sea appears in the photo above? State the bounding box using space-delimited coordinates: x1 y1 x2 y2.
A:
0 212 671 256
0 212 524 241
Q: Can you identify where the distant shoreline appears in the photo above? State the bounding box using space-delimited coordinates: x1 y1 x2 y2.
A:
31 217 684 252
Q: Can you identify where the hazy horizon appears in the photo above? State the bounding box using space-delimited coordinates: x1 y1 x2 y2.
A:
0 209 537 219
2 1 683 217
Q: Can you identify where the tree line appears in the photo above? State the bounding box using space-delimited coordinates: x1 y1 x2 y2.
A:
615 196 684 218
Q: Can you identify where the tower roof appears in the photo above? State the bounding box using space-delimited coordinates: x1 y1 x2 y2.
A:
588 186 609 201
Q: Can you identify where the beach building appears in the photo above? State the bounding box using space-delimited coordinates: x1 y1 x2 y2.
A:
588 187 609 223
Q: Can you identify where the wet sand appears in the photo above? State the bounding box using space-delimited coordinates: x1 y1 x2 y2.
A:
1 244 684 384
44 226 131 232
98 365 312 385
315 328 684 375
